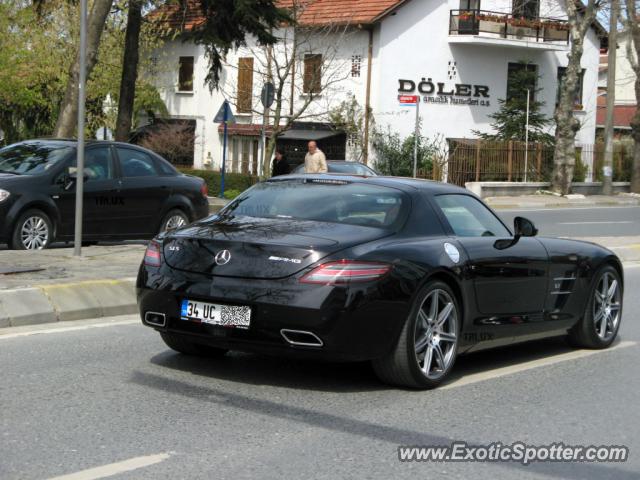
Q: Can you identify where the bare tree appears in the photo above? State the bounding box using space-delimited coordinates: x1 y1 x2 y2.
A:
221 3 354 177
622 0 640 192
550 0 603 194
54 0 114 138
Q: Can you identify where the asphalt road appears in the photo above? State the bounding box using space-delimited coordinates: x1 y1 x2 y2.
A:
1 268 639 479
497 206 640 237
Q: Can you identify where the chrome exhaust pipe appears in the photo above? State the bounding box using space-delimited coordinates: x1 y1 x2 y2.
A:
144 311 166 327
280 329 324 347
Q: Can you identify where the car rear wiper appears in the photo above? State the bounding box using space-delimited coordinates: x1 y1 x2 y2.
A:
0 169 20 175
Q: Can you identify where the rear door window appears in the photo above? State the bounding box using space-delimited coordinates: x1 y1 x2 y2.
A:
117 148 159 177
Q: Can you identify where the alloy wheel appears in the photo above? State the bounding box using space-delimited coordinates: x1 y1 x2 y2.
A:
20 216 49 250
593 271 621 341
165 214 187 231
414 289 458 380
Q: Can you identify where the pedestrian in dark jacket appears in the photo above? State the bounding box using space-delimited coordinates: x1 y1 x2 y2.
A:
271 150 290 177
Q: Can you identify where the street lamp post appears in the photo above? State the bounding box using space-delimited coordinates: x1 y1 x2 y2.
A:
73 0 88 256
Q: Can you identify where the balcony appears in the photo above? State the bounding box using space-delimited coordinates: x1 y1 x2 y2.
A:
448 10 570 51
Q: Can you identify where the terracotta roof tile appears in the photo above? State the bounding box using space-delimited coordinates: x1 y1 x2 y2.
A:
151 0 405 32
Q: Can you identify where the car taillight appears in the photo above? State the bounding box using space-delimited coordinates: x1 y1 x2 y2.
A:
200 182 208 197
144 241 162 267
300 260 391 285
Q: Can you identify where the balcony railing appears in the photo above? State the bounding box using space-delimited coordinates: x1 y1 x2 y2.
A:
449 9 570 45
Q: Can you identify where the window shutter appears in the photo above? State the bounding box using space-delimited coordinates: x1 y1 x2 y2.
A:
237 57 254 113
303 54 322 94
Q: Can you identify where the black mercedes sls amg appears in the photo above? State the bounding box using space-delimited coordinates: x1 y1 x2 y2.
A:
137 175 624 389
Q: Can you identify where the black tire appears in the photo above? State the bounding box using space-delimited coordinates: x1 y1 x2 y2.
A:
568 265 623 349
10 209 53 250
372 280 461 389
159 209 189 233
160 332 228 357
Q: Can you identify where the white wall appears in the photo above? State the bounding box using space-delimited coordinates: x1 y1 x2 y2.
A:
615 31 637 105
373 0 600 148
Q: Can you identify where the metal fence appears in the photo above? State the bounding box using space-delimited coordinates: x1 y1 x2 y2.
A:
439 139 635 186
443 139 555 186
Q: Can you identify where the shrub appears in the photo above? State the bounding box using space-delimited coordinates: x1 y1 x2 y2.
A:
139 122 195 166
223 189 242 199
178 168 258 197
573 151 587 182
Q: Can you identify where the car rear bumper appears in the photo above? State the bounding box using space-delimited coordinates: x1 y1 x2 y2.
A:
136 264 411 361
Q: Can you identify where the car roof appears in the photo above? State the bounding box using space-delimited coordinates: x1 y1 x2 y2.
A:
22 139 145 149
270 174 471 195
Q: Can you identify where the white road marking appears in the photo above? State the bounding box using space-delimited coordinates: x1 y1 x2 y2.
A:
0 318 139 340
441 340 636 390
624 263 640 268
557 221 634 225
496 206 640 213
46 453 171 480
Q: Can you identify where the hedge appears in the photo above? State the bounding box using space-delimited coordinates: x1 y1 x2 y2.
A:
178 168 259 197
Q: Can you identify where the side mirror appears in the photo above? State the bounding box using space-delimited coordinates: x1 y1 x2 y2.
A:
494 217 537 250
514 216 538 237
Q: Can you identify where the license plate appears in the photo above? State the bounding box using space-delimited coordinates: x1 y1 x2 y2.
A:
180 299 251 329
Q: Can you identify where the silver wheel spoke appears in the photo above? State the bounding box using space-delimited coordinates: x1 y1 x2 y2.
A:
594 308 605 326
435 302 453 328
599 313 608 337
433 343 445 369
428 292 438 321
422 345 433 374
418 310 429 329
601 274 609 299
415 334 429 354
606 280 618 303
439 332 457 343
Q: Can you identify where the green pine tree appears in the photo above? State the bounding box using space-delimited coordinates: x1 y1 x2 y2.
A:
474 61 554 145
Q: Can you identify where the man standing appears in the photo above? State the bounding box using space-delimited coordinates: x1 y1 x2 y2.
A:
304 141 328 173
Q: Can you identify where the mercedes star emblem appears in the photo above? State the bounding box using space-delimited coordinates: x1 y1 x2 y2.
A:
214 249 231 265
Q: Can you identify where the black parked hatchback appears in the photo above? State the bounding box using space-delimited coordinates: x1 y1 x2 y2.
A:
0 140 210 249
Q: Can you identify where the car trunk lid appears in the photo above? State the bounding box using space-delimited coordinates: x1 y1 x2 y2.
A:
162 216 391 279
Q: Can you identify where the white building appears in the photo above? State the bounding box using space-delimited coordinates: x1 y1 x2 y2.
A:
597 29 637 134
148 0 605 172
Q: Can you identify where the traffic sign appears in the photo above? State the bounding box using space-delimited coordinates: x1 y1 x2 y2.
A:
261 83 275 109
398 95 419 105
214 100 236 124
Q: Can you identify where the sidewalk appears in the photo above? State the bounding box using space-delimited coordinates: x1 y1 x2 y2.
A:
1 235 639 329
0 245 145 328
486 193 640 210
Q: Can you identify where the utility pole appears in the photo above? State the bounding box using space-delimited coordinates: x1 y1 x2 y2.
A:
603 0 619 195
524 88 530 182
73 0 87 256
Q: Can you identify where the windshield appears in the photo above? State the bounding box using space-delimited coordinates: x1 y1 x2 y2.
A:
329 163 376 175
221 179 409 229
0 143 73 175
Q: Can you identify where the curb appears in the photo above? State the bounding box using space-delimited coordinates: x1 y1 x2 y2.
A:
0 278 137 328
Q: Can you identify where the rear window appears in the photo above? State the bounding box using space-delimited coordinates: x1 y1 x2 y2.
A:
0 143 72 175
222 179 409 229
